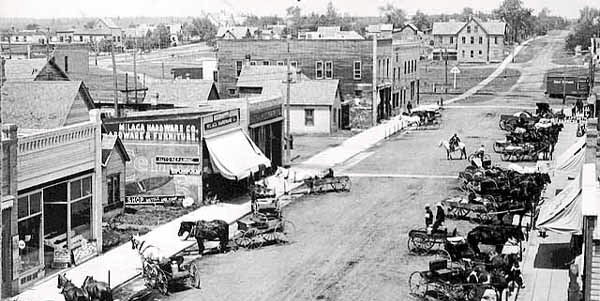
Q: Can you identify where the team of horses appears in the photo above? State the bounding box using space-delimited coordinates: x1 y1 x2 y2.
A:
57 273 112 301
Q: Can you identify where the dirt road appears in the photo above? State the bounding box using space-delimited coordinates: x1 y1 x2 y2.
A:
114 34 566 301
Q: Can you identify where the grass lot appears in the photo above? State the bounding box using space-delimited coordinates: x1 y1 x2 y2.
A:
513 40 547 63
464 68 522 102
290 131 354 164
551 49 588 65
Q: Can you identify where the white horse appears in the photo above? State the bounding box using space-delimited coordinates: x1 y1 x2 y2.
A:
438 140 467 160
130 234 168 265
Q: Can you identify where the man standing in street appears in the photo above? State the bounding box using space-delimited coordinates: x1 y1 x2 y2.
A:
407 101 413 114
424 204 433 230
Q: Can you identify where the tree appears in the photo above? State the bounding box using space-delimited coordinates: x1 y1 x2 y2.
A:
378 3 406 28
191 17 217 46
492 0 534 43
411 10 432 31
84 20 96 29
25 23 40 30
325 1 339 25
566 6 600 50
151 24 171 49
460 7 474 21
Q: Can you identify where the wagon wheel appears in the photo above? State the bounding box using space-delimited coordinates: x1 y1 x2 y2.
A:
454 207 470 219
499 119 507 130
409 271 428 297
234 230 253 248
434 249 452 261
280 219 296 238
340 177 351 191
408 232 434 253
188 262 201 289
261 231 277 245
493 142 504 153
501 152 511 161
142 262 155 288
156 269 169 295
273 231 287 244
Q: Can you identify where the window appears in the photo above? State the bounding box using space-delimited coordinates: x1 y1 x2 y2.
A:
404 61 407 74
470 50 474 58
277 61 284 66
413 60 417 72
353 61 361 80
479 37 483 44
325 61 333 79
438 36 443 44
478 50 483 56
355 90 363 97
494 37 498 44
450 37 454 44
462 36 466 44
315 61 323 79
262 60 270 65
291 61 298 69
393 67 396 81
235 60 243 77
18 191 42 272
15 36 19 42
79 35 83 42
304 109 314 126
395 53 398 62
386 59 390 79
213 70 218 82
474 26 478 33
106 174 121 211
64 56 69 73
250 60 257 66
462 50 465 57
228 88 236 95
470 36 474 44
467 26 471 33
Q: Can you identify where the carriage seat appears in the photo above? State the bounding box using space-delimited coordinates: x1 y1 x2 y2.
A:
446 236 466 245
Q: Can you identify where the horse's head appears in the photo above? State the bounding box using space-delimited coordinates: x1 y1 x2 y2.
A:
130 234 140 250
82 276 93 287
57 273 68 289
438 140 445 147
178 221 194 237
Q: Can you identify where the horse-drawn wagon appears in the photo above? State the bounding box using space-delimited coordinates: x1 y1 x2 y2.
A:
407 227 459 254
141 255 202 295
303 170 351 193
411 105 442 130
234 212 295 249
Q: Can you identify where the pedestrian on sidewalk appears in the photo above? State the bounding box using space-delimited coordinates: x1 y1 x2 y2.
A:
407 101 413 114
424 204 433 230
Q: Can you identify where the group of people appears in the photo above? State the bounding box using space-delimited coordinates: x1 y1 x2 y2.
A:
424 203 446 233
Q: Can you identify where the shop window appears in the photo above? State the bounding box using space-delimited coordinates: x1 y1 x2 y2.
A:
325 61 333 79
106 174 121 211
71 197 92 240
353 61 361 80
18 215 41 271
305 109 314 126
44 182 68 203
315 61 323 79
354 90 363 97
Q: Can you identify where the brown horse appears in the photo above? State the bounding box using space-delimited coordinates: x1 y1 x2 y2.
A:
57 273 88 301
82 275 113 301
178 220 229 254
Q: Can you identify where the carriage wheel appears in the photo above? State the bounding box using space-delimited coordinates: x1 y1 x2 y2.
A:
188 262 201 289
408 233 434 253
341 177 351 191
454 207 470 219
493 142 505 153
281 220 296 238
234 231 253 248
499 119 507 130
501 152 511 161
409 271 428 296
156 269 169 295
273 231 287 244
434 249 452 261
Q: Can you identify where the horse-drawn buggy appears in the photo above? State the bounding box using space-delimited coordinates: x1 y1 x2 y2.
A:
411 105 442 130
140 254 202 295
441 196 501 224
500 143 550 162
234 211 296 249
303 169 351 193
407 227 460 254
498 112 538 132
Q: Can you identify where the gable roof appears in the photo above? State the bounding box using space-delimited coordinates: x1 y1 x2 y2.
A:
4 58 70 81
145 79 219 107
481 21 506 35
216 26 257 39
260 79 340 106
97 18 120 29
236 65 309 88
101 134 130 166
432 22 465 35
402 23 419 32
1 81 95 129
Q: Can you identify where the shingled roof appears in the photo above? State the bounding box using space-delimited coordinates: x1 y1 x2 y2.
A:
1 81 95 129
236 65 308 88
432 22 465 35
145 79 219 107
4 58 69 81
101 134 130 166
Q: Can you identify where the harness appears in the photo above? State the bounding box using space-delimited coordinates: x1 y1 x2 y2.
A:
136 240 156 258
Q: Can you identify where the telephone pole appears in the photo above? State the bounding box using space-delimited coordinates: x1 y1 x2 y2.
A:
444 48 448 93
562 74 566 105
285 39 292 167
133 47 138 103
111 42 119 117
372 32 378 126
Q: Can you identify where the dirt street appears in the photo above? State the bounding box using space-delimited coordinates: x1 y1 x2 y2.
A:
114 33 569 301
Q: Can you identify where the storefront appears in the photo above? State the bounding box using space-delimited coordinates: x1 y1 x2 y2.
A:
248 104 283 167
1 113 103 295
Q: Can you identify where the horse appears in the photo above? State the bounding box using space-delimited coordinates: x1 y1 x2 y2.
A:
57 273 89 301
466 225 525 254
82 276 113 301
131 234 168 265
438 140 467 160
178 220 229 255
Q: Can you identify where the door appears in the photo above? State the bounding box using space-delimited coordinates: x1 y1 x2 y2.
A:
2 208 12 298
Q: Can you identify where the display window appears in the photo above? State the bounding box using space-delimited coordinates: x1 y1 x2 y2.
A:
17 191 43 272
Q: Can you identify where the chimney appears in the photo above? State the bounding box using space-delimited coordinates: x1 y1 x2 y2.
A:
245 54 251 67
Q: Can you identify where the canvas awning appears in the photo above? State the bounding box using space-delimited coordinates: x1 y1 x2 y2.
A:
537 177 582 235
555 137 586 172
204 129 271 180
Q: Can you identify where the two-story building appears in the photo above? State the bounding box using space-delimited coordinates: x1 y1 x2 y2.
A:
55 18 124 48
216 38 395 122
391 40 421 112
432 17 506 63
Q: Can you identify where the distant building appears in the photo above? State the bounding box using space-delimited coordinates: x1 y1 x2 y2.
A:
145 79 220 107
432 17 506 63
366 24 393 39
54 18 124 47
3 58 69 81
217 38 398 121
216 26 259 40
298 26 364 40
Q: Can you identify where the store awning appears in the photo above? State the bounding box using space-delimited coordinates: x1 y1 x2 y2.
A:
204 129 271 180
537 177 582 235
555 137 586 172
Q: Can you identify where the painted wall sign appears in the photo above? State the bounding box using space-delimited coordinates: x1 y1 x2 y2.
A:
204 116 238 130
155 156 201 165
169 168 201 175
202 109 240 135
250 106 283 125
125 195 185 205
104 120 200 143
72 240 98 265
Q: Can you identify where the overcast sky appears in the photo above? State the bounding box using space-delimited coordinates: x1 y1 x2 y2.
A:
0 0 596 19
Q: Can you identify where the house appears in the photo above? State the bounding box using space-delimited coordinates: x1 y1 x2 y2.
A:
236 65 343 134
217 38 397 122
101 134 130 214
216 26 258 40
55 18 124 47
366 24 394 39
393 24 429 58
432 17 506 63
3 58 69 81
145 79 220 107
1 81 96 129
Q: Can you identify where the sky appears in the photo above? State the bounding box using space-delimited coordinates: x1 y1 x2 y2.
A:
0 0 597 19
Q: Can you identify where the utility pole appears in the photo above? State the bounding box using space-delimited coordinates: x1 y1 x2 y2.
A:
444 48 448 93
45 27 50 61
161 61 165 79
134 40 138 103
125 73 129 104
285 38 291 167
111 41 119 118
562 74 567 105
372 32 378 126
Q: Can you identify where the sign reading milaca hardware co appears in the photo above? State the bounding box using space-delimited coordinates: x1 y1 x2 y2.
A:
202 109 240 135
250 106 283 125
125 195 185 205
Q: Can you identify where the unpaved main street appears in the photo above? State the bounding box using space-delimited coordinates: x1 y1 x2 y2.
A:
115 33 571 301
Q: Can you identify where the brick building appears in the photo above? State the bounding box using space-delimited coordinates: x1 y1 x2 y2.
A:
392 40 421 111
432 17 506 63
216 38 396 121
